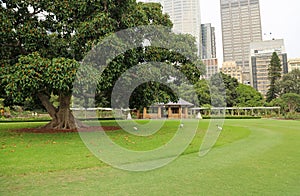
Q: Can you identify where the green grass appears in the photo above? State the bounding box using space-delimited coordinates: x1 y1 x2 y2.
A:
1 119 300 195
0 120 249 175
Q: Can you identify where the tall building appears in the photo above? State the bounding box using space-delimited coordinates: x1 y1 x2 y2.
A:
163 0 202 56
220 0 262 83
201 23 216 59
250 39 288 96
139 0 202 56
201 23 218 78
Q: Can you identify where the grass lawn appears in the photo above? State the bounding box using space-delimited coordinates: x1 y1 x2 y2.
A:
0 119 299 195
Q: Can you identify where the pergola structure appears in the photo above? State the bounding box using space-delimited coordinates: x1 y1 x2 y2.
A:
191 107 281 117
71 107 114 119
142 98 194 119
70 106 281 119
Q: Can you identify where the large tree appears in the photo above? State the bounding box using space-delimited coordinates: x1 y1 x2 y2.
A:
272 93 300 114
280 69 300 95
193 79 212 107
188 73 239 108
1 1 202 129
5 52 81 128
236 84 263 107
210 72 238 107
266 52 282 102
1 1 166 129
281 93 300 113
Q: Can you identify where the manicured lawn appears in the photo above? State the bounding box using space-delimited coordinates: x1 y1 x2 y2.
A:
0 119 299 195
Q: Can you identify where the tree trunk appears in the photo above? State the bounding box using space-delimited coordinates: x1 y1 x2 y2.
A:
38 93 85 129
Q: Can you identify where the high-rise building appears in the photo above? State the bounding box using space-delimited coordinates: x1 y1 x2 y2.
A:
250 39 288 96
220 0 262 83
163 0 202 56
201 23 216 59
201 23 218 78
139 0 202 56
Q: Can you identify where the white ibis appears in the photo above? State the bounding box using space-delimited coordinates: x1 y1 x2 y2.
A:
216 125 223 131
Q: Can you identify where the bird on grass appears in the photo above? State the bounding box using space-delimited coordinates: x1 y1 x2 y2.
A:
180 123 184 128
216 124 223 131
133 126 138 131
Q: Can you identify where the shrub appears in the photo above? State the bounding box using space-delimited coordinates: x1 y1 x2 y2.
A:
284 113 300 120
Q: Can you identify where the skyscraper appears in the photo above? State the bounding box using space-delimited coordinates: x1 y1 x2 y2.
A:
201 23 216 59
201 23 218 79
164 0 201 56
139 0 202 56
220 0 262 83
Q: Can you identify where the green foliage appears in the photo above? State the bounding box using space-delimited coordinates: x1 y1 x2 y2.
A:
193 74 264 108
1 0 111 107
280 69 300 95
202 116 262 119
236 84 263 107
283 112 300 119
0 0 146 64
95 32 203 109
4 52 79 102
1 0 168 97
177 82 199 106
269 97 285 109
222 73 239 107
281 93 300 113
0 98 4 108
210 73 238 107
194 79 211 106
269 93 300 115
268 65 300 115
266 52 282 102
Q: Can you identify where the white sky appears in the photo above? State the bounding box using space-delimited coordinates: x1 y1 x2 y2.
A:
200 0 300 63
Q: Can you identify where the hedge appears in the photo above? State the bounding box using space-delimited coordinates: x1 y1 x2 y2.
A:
202 116 262 119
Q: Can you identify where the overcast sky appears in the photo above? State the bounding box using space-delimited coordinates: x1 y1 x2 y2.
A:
200 0 300 63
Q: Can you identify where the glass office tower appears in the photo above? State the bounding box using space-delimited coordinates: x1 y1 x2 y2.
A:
220 0 262 83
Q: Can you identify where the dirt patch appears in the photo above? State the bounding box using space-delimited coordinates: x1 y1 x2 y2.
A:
13 126 121 134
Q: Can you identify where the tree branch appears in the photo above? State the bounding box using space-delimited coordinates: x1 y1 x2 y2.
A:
37 93 57 119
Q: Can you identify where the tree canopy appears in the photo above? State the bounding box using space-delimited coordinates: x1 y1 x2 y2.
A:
210 72 238 107
236 83 263 107
1 1 203 129
192 73 264 108
281 93 300 113
280 69 300 95
95 33 203 110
